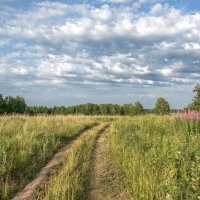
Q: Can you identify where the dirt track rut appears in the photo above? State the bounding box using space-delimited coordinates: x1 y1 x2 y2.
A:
89 124 128 200
12 125 99 200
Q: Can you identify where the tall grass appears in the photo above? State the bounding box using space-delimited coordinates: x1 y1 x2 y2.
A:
34 123 107 200
0 115 96 200
107 115 200 200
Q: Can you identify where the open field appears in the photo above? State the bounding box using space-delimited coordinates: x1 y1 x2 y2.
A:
1 1 200 200
107 116 200 200
0 116 96 199
0 115 199 200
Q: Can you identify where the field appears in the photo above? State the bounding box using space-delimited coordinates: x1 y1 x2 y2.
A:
0 115 199 200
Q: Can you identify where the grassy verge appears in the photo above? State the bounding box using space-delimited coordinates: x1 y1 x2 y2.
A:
0 115 96 200
107 115 200 200
34 123 107 200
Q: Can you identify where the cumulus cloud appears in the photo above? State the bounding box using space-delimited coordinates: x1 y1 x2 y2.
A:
0 39 10 47
133 0 147 9
102 0 130 3
0 1 199 106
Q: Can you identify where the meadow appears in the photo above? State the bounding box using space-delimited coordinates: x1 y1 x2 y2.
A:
107 115 200 199
0 116 96 199
0 114 199 200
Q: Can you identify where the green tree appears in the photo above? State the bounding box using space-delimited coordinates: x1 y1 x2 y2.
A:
4 96 26 113
4 96 15 113
188 84 200 111
154 97 170 115
0 94 5 114
134 101 144 115
15 96 27 113
99 104 109 115
123 104 134 115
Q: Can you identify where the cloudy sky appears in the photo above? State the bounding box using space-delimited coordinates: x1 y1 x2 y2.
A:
0 0 199 108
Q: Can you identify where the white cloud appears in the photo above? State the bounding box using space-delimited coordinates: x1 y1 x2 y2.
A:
133 0 147 9
11 67 30 75
0 39 10 47
159 68 173 76
102 0 130 3
91 5 112 21
183 42 200 50
0 1 199 93
1 2 200 43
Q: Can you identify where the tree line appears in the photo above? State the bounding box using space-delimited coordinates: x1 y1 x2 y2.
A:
0 84 199 115
0 94 145 115
0 95 171 115
27 101 144 115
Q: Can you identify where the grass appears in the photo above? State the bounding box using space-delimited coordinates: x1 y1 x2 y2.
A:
107 115 200 200
0 115 96 200
34 123 107 200
1 114 200 200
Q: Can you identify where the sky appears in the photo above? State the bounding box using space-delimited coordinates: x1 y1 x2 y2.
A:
0 0 199 108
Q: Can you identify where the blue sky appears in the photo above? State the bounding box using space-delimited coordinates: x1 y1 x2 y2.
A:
0 0 199 108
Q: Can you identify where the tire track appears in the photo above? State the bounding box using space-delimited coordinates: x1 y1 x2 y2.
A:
89 124 128 200
12 124 100 200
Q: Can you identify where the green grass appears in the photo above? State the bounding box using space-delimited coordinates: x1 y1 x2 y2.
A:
0 115 96 200
107 115 200 200
1 115 200 200
34 123 107 200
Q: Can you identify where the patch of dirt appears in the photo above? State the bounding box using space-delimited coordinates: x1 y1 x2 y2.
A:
89 125 129 200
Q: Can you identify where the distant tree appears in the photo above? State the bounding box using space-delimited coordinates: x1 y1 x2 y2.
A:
0 94 5 114
3 95 26 113
110 104 121 115
84 103 95 115
154 97 170 115
91 104 100 115
15 96 27 113
68 106 76 114
122 102 144 115
99 104 109 115
134 101 144 115
188 84 200 111
123 104 134 115
4 96 12 113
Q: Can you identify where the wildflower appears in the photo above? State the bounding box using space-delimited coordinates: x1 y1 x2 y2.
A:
166 193 172 200
174 110 200 120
